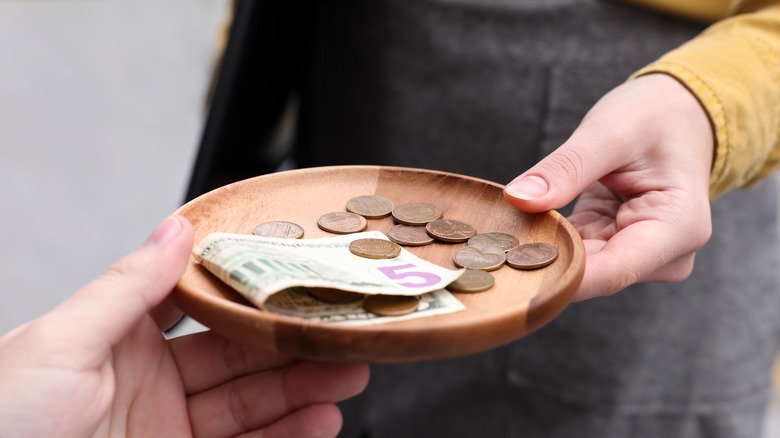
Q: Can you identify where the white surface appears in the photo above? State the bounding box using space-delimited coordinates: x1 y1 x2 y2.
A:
0 0 227 334
770 393 780 438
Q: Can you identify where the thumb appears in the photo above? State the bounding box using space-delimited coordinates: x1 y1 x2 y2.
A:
503 136 618 213
45 215 194 345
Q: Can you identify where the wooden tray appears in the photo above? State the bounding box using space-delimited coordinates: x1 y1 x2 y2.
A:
173 166 585 363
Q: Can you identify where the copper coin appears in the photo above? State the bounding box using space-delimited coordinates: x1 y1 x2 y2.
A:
346 195 395 219
392 202 443 226
425 219 476 243
387 224 435 246
309 288 365 304
506 242 559 270
252 221 305 239
446 269 495 293
362 295 420 316
317 211 367 234
468 232 518 252
453 244 506 271
349 238 402 259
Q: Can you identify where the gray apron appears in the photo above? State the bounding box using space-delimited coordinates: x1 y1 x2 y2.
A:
293 1 780 436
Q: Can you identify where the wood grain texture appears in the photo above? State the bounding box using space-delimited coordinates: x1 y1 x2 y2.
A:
173 166 585 363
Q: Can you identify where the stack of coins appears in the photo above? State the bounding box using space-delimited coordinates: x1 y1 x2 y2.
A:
387 224 434 246
453 244 506 271
250 193 559 317
349 238 402 259
506 242 558 270
426 219 476 243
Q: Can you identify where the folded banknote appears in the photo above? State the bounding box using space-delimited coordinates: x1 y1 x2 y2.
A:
193 231 465 307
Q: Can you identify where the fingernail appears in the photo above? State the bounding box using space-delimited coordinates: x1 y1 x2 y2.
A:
144 215 183 247
505 175 549 201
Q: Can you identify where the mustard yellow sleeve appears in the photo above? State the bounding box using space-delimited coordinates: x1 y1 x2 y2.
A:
630 4 780 199
619 0 731 22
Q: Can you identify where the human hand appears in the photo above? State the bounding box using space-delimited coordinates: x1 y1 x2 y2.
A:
0 215 369 437
504 73 714 301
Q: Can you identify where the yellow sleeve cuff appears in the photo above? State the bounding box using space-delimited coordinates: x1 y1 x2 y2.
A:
630 7 780 199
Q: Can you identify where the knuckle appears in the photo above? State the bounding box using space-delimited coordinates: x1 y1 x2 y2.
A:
227 385 254 431
616 268 641 292
221 340 253 378
693 222 712 250
543 147 587 186
645 254 697 284
662 257 696 283
102 258 134 282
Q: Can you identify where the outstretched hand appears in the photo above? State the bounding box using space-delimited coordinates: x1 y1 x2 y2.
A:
504 73 714 301
0 216 369 437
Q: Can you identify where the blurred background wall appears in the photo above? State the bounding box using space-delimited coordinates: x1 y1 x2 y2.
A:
0 0 227 333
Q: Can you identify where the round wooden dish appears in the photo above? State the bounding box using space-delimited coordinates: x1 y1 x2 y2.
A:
173 165 585 363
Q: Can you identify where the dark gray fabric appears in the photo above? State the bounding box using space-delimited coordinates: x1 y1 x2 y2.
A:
292 1 780 436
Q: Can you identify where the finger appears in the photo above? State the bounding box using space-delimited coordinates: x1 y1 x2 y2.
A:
237 404 343 438
572 221 701 301
149 298 184 331
169 330 296 394
43 216 194 346
188 361 369 438
503 127 623 213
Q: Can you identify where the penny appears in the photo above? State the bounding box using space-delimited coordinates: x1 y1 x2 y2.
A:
453 244 506 271
468 232 518 252
349 238 402 259
387 224 435 246
425 219 476 243
346 195 395 219
506 242 558 270
392 202 443 226
362 294 420 316
309 287 365 304
317 211 367 234
252 221 305 239
446 269 495 293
